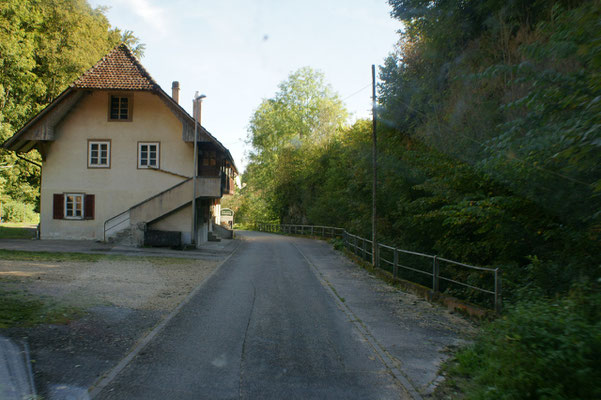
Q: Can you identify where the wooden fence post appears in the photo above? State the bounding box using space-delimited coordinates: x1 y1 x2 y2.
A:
362 238 366 260
393 248 398 278
374 243 379 268
432 256 440 292
495 269 502 313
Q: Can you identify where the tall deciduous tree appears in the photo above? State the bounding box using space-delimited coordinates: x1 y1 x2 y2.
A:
245 67 347 223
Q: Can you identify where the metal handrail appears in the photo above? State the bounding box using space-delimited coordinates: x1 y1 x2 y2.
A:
255 222 502 312
103 209 131 242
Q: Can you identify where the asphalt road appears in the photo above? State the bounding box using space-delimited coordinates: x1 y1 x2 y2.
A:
94 231 413 399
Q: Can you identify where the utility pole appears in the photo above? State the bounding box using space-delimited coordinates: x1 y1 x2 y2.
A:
372 64 378 267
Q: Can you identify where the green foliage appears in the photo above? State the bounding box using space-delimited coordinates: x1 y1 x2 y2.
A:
452 286 601 399
0 225 36 239
378 2 601 393
245 67 348 223
376 0 601 297
0 198 38 223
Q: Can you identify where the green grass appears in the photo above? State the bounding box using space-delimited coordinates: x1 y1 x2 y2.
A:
0 249 201 263
233 222 254 230
0 225 36 239
0 289 85 329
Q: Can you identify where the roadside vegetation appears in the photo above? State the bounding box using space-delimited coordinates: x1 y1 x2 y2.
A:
0 289 84 329
0 249 198 263
237 0 601 397
0 223 36 239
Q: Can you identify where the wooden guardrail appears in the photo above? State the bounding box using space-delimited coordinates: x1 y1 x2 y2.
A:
256 222 502 312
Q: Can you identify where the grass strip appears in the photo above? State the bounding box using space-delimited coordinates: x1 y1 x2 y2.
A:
0 226 35 239
0 249 197 263
0 290 85 329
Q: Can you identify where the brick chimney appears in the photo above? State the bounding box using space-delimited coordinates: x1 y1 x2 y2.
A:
171 81 180 104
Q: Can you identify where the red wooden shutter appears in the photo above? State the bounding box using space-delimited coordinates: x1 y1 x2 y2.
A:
53 194 64 219
84 194 95 220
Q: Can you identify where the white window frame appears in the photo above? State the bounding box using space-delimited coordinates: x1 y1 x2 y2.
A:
88 140 111 168
138 142 160 169
64 193 84 219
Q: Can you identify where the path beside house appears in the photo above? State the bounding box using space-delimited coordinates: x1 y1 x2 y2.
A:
0 237 237 260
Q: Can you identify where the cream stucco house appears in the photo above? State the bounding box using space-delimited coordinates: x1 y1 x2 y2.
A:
2 44 237 246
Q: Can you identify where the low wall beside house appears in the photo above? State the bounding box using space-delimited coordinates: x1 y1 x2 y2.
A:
144 229 182 247
213 224 233 239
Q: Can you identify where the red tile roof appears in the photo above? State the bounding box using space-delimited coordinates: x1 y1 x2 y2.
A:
72 43 158 90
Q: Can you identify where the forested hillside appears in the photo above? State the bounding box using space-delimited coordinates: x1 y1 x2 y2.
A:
240 1 601 397
0 0 143 221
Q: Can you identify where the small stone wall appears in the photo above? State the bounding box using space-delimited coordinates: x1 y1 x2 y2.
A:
144 229 182 247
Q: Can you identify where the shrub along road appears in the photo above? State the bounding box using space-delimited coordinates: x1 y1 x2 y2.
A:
94 231 474 399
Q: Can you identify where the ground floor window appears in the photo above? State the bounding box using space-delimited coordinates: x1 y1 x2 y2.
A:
65 194 84 219
53 193 95 220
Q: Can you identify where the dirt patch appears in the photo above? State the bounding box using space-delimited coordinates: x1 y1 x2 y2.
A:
0 258 218 311
0 256 222 398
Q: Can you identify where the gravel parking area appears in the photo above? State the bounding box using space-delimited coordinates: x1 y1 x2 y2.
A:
0 253 228 399
0 258 219 311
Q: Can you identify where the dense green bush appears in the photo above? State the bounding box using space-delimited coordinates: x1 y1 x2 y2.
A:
451 286 601 399
1 199 39 223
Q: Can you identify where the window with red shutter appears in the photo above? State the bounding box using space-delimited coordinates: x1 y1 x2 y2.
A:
84 194 95 220
53 194 64 219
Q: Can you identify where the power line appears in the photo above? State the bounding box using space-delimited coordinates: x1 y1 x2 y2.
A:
342 83 372 101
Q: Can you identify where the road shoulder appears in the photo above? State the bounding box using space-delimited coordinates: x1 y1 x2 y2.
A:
292 237 476 397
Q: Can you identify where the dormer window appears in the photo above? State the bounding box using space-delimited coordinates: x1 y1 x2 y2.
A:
108 94 132 121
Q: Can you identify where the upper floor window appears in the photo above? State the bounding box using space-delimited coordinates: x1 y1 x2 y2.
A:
109 94 132 121
138 142 159 168
88 140 110 168
202 150 217 167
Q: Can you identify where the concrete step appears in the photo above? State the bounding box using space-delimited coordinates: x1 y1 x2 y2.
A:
207 232 221 242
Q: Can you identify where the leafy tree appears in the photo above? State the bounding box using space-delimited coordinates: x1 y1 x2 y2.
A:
378 0 601 395
245 67 348 223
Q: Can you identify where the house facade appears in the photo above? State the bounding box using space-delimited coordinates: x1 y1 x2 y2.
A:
2 44 236 246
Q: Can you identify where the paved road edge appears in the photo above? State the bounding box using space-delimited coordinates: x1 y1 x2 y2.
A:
87 239 244 399
291 240 424 400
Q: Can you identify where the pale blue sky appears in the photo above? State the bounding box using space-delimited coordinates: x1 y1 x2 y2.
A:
88 0 401 171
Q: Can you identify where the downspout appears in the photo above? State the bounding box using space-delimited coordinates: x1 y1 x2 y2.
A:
191 92 206 247
192 97 198 246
